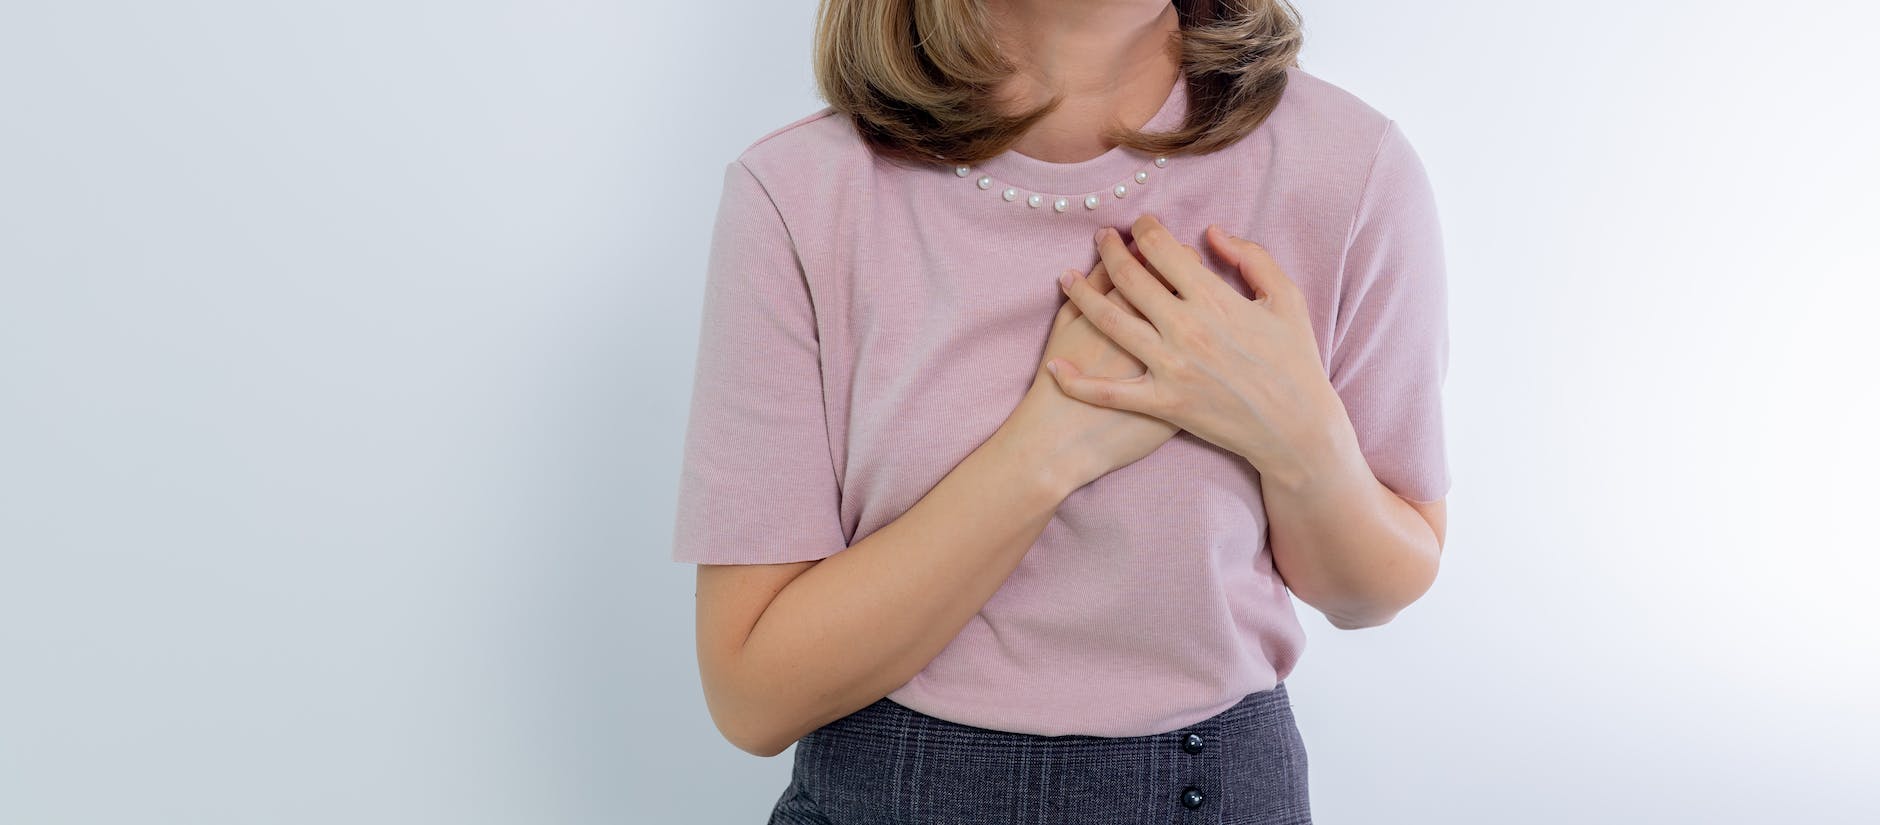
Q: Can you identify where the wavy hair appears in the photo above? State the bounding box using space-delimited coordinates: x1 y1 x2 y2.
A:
812 0 1305 168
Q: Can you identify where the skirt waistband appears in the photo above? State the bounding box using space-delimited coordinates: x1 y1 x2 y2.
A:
773 682 1311 824
812 680 1294 748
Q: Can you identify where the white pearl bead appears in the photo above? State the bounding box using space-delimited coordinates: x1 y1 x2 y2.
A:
1113 184 1128 198
1028 194 1044 208
955 165 971 177
1083 194 1100 210
1002 187 1018 202
1153 156 1168 167
1135 170 1149 184
1053 197 1069 212
976 175 993 190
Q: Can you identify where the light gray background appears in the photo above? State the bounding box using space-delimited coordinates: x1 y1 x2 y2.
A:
3 1 1876 823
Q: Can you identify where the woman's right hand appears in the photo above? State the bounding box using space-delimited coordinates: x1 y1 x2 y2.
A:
1001 256 1182 492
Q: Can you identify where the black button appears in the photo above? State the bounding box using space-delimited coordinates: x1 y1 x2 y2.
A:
1181 732 1204 754
1180 787 1205 809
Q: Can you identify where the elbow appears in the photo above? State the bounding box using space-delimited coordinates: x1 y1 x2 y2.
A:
1309 585 1408 630
708 699 795 758
702 674 801 758
706 687 793 759
1326 606 1399 630
725 724 793 759
1322 561 1439 631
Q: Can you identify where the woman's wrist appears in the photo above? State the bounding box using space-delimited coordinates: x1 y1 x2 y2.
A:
984 417 1089 505
1257 409 1369 502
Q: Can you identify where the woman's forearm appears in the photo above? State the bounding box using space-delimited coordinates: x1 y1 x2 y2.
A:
721 421 1077 757
1259 418 1443 629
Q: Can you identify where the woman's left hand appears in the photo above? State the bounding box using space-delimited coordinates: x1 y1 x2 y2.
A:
1047 214 1350 487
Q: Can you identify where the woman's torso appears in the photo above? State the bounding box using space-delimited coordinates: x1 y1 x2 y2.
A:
734 66 1395 737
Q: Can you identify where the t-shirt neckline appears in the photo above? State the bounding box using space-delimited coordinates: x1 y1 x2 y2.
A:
966 72 1187 198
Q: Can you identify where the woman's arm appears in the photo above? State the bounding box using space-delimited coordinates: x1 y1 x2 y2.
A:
694 420 1071 758
1265 118 1453 628
1259 421 1446 629
1269 118 1453 628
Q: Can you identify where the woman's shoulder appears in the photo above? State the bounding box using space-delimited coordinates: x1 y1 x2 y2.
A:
728 103 873 186
1278 66 1392 124
1229 65 1433 217
1266 65 1401 160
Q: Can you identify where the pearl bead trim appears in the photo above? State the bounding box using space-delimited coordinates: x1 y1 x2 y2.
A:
949 155 1169 213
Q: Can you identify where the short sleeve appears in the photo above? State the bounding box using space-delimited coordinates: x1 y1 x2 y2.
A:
1326 120 1453 504
670 160 849 564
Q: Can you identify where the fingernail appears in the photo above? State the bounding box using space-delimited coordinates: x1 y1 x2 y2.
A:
1045 360 1059 375
1093 227 1109 243
1057 269 1077 289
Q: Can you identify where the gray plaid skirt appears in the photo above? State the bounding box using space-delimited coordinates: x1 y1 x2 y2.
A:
768 681 1310 824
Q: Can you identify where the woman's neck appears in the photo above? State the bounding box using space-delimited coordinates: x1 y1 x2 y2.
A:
985 0 1183 163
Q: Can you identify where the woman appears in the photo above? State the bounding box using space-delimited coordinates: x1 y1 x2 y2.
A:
670 0 1451 821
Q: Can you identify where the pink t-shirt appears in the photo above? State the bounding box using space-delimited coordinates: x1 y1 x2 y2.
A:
671 66 1451 737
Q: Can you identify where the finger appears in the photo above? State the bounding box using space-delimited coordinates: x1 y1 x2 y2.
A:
1058 265 1163 360
1045 356 1164 417
1063 259 1144 324
1119 239 1172 292
1095 226 1183 332
1053 291 1077 331
1205 224 1298 307
1128 214 1217 302
1100 258 1157 328
1088 259 1115 296
1062 260 1112 322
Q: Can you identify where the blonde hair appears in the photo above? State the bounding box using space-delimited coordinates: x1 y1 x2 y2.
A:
812 0 1305 168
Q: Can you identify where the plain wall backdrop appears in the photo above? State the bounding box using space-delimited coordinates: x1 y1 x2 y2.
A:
3 1 1876 822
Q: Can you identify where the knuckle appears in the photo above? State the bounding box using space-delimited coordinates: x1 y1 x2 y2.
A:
1136 227 1172 253
1109 269 1141 296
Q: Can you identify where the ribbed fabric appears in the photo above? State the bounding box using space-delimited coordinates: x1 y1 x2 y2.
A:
769 682 1310 825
